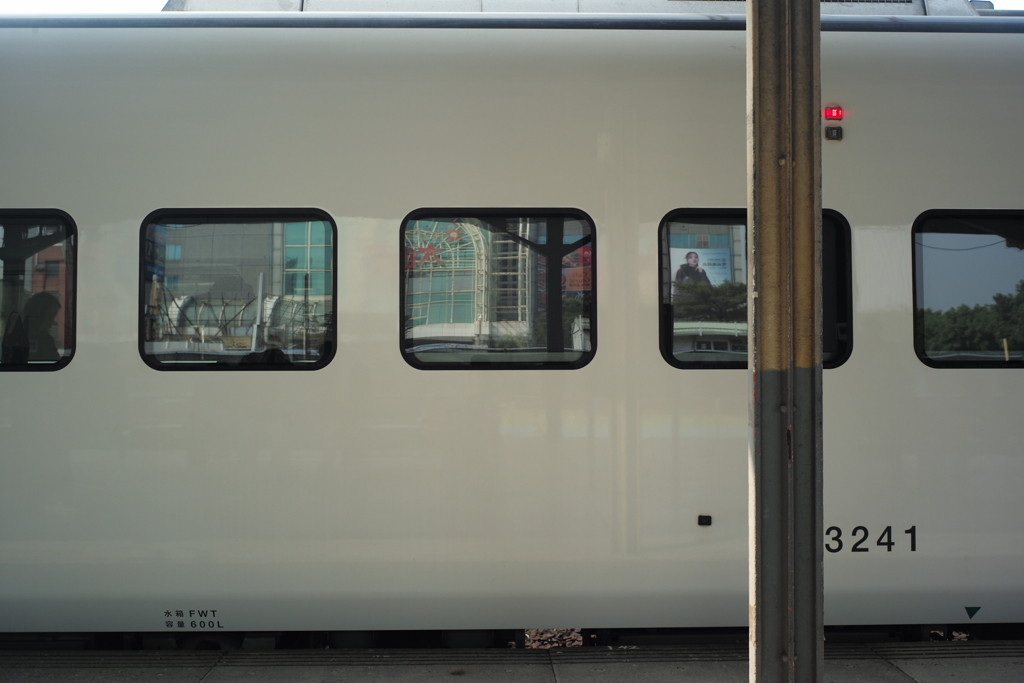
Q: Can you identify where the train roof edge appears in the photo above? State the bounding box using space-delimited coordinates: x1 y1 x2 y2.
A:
161 0 1019 19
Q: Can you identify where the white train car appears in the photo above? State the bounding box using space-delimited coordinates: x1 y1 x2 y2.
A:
1 5 1023 644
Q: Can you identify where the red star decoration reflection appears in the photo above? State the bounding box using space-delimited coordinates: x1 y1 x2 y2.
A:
444 228 462 242
416 243 443 266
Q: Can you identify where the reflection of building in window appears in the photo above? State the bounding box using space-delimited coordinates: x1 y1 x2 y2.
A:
403 218 571 347
143 219 334 367
492 230 532 327
404 219 496 343
284 222 332 297
402 215 594 366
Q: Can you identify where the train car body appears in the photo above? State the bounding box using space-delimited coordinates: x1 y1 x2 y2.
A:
1 10 1023 635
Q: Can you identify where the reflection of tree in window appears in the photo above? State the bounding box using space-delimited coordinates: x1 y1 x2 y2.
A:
916 281 1024 360
915 217 1024 362
673 281 747 323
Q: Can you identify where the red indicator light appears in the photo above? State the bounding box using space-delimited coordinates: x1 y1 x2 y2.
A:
824 107 843 120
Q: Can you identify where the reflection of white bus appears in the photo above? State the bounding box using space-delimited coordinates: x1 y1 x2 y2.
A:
2 3 1024 647
673 321 749 361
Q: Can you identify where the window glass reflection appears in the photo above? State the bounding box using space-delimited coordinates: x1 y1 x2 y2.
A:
660 211 850 369
141 214 335 368
662 217 748 366
914 213 1024 365
0 213 76 369
402 213 595 368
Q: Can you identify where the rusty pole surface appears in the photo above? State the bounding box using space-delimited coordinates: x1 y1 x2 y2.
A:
746 0 823 681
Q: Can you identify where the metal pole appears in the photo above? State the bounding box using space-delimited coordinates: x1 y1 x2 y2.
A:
747 0 823 680
251 271 264 353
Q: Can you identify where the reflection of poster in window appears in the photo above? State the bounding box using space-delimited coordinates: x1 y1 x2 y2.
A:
670 248 732 287
563 267 591 292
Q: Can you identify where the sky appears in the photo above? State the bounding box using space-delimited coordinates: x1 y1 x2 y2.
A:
1 0 1023 12
917 233 1024 311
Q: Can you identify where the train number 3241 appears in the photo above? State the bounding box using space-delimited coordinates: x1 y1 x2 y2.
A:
825 526 917 553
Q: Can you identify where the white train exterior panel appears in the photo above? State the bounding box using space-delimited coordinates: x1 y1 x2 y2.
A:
0 18 1022 632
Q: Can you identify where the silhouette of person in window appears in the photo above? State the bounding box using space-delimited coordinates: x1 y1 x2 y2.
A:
23 292 61 361
675 251 711 286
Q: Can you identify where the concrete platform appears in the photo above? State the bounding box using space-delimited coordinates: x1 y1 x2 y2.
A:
1 641 1023 683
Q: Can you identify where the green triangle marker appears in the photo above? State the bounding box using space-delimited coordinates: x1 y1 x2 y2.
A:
965 606 981 619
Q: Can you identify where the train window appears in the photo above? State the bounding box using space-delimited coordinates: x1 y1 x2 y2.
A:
821 211 853 368
139 209 336 370
913 210 1024 367
659 209 852 369
0 210 76 371
401 210 595 369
